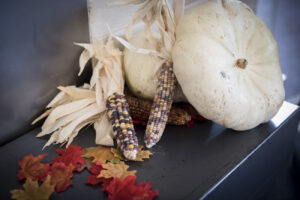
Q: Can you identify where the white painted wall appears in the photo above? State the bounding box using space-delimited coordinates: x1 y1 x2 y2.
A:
88 0 258 41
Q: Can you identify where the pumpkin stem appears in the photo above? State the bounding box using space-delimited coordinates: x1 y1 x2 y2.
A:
235 58 247 69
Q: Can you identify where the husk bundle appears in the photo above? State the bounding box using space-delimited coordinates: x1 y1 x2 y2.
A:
33 37 124 148
111 0 185 75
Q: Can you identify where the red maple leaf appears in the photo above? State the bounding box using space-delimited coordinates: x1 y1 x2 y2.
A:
52 145 85 172
17 154 50 181
187 120 194 127
104 176 158 200
49 162 75 193
76 157 94 172
85 162 112 189
88 162 103 175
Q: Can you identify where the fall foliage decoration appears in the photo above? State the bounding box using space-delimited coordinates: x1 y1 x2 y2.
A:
82 146 117 164
111 145 152 162
10 144 157 200
51 144 85 172
85 162 112 187
10 176 54 200
103 175 158 200
98 162 136 180
17 154 49 182
77 158 94 172
49 162 75 193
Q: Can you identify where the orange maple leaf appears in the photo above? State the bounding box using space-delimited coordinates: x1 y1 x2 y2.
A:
49 162 75 193
17 154 50 181
82 146 116 164
98 161 136 180
10 175 54 200
111 146 152 162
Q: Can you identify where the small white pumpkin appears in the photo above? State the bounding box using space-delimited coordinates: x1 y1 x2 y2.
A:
172 0 285 130
123 31 186 102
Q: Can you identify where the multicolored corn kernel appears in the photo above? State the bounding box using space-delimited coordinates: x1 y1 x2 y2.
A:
126 95 191 125
144 62 176 148
106 93 139 160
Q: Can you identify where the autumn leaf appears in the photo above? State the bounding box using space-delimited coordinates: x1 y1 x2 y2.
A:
85 173 105 186
82 146 116 163
107 159 120 164
110 148 124 160
85 163 104 185
98 162 136 180
134 147 152 162
76 157 95 172
10 175 54 200
17 154 50 181
89 162 103 174
49 162 74 193
85 162 112 188
135 181 158 200
111 146 152 162
52 145 86 172
104 176 158 200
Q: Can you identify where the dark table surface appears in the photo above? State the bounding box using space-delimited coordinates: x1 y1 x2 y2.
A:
0 101 299 200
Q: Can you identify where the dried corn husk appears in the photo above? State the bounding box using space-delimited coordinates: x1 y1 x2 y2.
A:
111 0 185 63
111 0 185 148
75 38 124 103
111 0 185 103
33 37 125 148
33 86 109 148
33 82 191 149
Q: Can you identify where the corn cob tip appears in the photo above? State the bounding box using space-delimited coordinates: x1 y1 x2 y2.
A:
144 137 155 149
145 143 154 149
123 149 138 160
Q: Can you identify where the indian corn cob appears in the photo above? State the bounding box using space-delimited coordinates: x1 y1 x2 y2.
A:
126 95 191 125
144 63 176 148
106 93 139 160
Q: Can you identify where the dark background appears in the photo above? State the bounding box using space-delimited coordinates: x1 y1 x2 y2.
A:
256 1 300 199
0 0 90 145
256 0 300 102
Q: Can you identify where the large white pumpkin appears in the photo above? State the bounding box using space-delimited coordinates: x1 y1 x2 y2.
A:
172 0 285 130
124 31 186 102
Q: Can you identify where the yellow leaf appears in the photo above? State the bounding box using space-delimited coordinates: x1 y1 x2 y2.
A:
135 146 152 161
98 161 136 180
10 175 54 200
111 146 152 162
110 148 125 160
82 146 116 163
